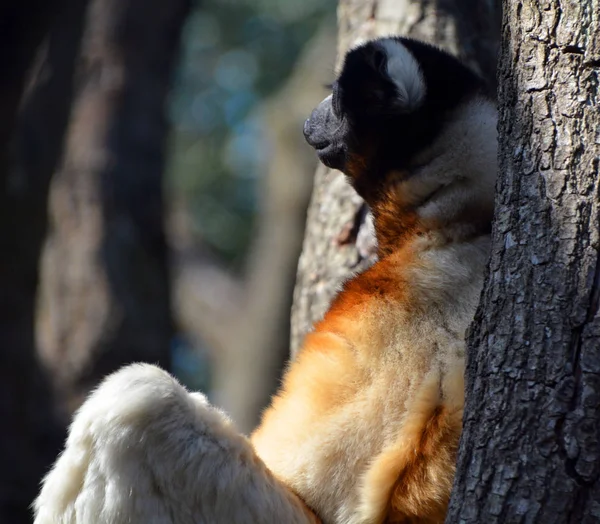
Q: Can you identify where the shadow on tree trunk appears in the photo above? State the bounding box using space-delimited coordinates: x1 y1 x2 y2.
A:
0 0 89 521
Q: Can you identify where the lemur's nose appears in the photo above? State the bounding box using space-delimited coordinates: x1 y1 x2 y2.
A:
303 117 312 140
303 112 321 148
303 109 331 151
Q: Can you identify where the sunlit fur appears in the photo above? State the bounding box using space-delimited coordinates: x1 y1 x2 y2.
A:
34 364 319 524
34 38 496 524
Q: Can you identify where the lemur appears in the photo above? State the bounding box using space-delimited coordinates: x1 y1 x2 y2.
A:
34 37 497 524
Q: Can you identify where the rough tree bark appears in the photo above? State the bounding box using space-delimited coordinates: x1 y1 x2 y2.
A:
447 1 600 522
290 0 501 355
37 0 189 414
0 1 88 521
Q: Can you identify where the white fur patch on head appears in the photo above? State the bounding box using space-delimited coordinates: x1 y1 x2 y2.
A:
380 40 426 110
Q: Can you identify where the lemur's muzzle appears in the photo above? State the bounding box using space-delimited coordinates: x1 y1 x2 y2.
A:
303 95 347 171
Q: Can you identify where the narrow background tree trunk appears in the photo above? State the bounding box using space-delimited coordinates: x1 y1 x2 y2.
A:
291 0 501 355
37 0 189 414
0 1 88 521
447 0 600 521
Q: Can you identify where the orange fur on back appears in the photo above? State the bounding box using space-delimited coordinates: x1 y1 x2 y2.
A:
252 209 486 524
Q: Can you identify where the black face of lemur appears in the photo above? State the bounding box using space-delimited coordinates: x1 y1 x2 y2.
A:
303 37 487 185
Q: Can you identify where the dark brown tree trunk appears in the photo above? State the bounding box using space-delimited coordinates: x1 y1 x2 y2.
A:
0 1 88 522
447 0 600 522
291 0 501 355
37 0 189 413
0 2 63 165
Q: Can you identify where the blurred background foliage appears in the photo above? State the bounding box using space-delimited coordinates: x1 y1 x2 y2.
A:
168 0 336 266
167 0 336 398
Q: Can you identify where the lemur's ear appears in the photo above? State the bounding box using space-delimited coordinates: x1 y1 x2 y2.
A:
379 40 426 111
365 45 388 76
339 39 426 116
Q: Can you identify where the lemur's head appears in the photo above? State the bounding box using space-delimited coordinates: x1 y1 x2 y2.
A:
303 37 497 205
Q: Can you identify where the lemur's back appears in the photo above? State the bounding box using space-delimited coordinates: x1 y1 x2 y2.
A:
252 235 491 523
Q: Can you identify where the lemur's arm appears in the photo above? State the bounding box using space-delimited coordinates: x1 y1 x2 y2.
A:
34 364 320 524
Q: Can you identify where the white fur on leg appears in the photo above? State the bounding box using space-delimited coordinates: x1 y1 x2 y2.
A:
34 364 316 524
